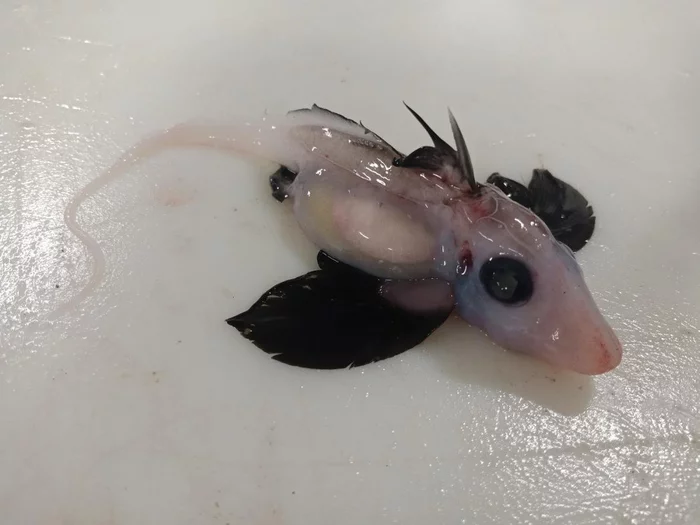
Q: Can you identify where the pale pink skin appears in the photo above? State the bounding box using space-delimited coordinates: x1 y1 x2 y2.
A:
63 108 622 374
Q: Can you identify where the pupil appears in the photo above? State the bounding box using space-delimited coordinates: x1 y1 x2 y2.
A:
491 270 518 300
479 256 533 304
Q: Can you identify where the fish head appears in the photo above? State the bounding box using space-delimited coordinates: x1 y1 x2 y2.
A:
451 187 622 375
402 104 621 374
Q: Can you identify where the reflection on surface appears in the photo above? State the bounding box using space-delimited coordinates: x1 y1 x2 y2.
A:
426 317 594 416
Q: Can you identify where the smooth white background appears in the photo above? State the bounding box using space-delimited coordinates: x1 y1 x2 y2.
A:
1 1 699 523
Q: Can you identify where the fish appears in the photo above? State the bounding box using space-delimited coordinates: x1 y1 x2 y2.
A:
62 102 622 375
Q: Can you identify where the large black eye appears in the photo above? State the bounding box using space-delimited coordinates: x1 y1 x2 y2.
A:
479 256 534 304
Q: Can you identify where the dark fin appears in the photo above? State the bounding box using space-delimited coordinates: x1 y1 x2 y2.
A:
310 104 362 126
392 145 454 171
486 173 532 208
315 250 363 276
399 104 479 187
447 109 478 191
288 104 402 155
485 170 596 252
269 166 297 203
527 169 596 252
226 251 451 369
403 103 455 155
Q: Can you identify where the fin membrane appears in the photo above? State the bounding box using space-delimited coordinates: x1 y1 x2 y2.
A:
484 174 532 209
287 103 401 156
486 169 596 252
528 169 596 252
226 251 452 369
393 104 478 191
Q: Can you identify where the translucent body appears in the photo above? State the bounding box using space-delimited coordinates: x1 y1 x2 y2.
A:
286 124 457 280
61 106 622 374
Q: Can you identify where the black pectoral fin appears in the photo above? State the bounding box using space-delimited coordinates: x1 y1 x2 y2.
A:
486 170 596 252
226 252 451 369
486 173 532 208
528 169 596 252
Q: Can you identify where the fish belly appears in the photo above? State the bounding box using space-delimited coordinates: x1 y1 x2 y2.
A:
289 166 441 280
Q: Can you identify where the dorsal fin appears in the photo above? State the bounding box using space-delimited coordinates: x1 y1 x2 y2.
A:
403 103 478 191
402 103 455 156
287 104 401 155
447 109 477 191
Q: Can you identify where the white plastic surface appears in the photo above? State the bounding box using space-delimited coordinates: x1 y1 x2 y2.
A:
1 1 699 523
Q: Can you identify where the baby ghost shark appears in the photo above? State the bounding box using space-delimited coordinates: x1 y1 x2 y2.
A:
64 103 623 374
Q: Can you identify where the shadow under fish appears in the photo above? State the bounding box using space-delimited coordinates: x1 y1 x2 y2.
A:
227 104 602 371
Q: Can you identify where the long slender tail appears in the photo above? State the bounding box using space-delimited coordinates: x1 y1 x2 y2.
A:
50 118 299 319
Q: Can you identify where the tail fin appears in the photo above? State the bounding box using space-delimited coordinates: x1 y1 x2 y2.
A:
51 116 300 318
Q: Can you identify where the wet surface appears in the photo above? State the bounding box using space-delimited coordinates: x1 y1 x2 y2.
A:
1 0 699 523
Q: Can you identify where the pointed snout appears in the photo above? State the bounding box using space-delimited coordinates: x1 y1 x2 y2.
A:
492 287 624 375
531 285 624 375
546 319 623 375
